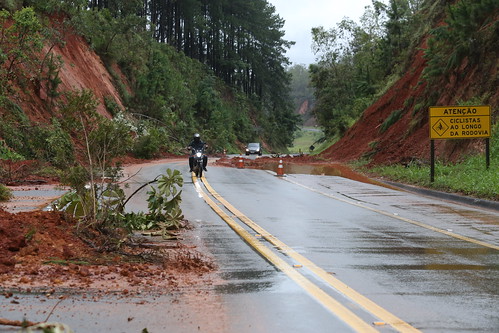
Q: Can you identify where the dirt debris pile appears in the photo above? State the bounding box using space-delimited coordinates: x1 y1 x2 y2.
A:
0 208 215 293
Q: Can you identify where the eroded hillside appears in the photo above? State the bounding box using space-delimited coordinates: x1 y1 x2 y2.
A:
14 25 125 123
318 2 498 166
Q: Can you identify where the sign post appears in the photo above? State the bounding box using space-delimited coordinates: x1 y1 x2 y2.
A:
486 138 490 169
429 105 491 182
430 140 435 182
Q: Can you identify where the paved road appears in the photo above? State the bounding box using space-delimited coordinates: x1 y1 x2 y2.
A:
2 161 498 332
125 161 499 332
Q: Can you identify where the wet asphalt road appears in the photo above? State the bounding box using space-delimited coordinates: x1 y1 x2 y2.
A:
126 160 499 332
2 160 498 332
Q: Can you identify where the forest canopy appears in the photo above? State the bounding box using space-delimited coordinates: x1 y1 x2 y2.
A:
309 0 498 139
0 0 299 156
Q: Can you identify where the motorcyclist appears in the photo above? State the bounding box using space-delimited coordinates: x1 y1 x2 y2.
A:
188 133 208 172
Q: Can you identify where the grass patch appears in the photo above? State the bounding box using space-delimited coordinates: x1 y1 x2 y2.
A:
360 122 498 200
366 159 498 200
290 127 324 154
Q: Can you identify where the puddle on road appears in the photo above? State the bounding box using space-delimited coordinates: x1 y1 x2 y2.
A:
260 162 343 177
253 159 387 186
225 156 388 186
215 270 277 294
215 281 275 294
435 206 499 225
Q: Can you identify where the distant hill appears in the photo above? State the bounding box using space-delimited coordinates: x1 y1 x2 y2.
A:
288 64 316 127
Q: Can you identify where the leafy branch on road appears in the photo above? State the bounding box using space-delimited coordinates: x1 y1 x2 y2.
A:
57 168 185 247
122 168 185 238
53 89 185 251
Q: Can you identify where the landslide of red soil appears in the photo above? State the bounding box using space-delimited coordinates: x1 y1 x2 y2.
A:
321 45 429 165
0 208 215 294
215 155 379 186
13 18 126 125
321 39 498 166
0 157 216 296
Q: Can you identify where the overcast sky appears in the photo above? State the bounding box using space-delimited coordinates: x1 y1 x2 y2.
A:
268 0 373 65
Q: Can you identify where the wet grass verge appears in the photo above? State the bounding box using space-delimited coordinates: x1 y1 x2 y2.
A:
356 122 498 201
355 154 498 201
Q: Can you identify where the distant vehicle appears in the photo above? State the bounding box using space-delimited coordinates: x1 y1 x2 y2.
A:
245 142 262 156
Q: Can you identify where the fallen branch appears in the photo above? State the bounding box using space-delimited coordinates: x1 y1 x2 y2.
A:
0 318 40 327
120 175 161 209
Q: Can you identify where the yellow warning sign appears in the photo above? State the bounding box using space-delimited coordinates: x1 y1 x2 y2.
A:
429 105 491 139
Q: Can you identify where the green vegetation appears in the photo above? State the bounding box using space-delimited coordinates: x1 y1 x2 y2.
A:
53 89 186 240
123 169 185 238
309 0 497 142
57 167 185 239
289 127 323 154
366 157 498 200
70 0 298 150
309 4 388 138
0 139 24 161
0 1 298 170
423 0 497 82
309 0 433 137
380 109 404 133
358 123 499 200
0 183 12 201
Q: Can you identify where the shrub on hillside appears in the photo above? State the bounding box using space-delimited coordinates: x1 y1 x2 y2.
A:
0 183 12 202
132 132 161 160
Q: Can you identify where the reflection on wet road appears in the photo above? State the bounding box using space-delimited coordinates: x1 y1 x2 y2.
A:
187 165 498 332
260 162 343 176
195 175 404 332
3 161 496 332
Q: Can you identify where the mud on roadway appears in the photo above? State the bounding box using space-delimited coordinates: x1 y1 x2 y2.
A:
215 154 382 186
0 155 373 330
0 159 217 318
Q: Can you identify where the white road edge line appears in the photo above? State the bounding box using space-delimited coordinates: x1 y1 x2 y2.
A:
281 176 499 251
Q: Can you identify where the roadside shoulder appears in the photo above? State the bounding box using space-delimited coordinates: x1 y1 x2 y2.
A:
379 180 499 212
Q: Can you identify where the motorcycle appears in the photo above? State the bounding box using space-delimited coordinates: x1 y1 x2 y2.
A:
191 147 206 178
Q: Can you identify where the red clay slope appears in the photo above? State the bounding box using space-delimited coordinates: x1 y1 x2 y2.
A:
13 24 126 124
321 36 498 166
321 44 429 165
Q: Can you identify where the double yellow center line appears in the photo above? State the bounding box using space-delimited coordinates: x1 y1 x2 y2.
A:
193 174 421 333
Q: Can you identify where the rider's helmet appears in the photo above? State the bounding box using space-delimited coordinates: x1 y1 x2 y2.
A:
193 133 201 143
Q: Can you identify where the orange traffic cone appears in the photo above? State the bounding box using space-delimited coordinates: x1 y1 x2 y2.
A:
237 155 244 169
276 159 285 177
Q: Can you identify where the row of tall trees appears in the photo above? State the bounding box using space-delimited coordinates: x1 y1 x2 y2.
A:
309 0 428 137
7 0 298 149
84 0 294 108
87 0 297 148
